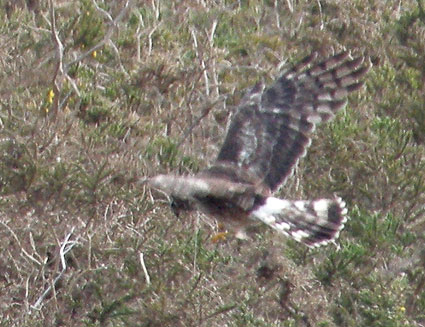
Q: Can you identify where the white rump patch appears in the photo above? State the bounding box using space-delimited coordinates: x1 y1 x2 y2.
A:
250 197 291 224
294 201 306 211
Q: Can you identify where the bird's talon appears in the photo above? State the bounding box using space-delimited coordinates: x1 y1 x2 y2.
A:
211 231 229 243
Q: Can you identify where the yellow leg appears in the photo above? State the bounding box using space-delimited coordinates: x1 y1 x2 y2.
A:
211 231 229 243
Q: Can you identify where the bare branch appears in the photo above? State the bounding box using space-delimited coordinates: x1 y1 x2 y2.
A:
45 0 134 115
65 0 133 72
191 29 209 97
48 0 65 116
31 228 79 312
139 252 151 285
0 220 42 266
92 0 113 22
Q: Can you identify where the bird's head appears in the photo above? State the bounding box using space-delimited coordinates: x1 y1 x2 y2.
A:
143 174 196 217
145 174 183 196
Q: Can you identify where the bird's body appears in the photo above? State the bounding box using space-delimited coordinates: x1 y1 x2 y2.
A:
147 51 370 247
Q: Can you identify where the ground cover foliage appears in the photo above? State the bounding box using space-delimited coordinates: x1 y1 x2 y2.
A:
0 0 424 326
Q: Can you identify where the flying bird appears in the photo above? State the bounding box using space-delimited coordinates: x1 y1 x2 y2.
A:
147 51 370 247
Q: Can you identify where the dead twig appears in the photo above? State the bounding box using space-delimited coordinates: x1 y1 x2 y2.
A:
0 220 42 266
31 227 79 312
47 0 134 117
139 252 151 285
65 0 133 75
48 0 80 118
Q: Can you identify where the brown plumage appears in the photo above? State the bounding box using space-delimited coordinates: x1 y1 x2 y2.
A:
147 51 370 247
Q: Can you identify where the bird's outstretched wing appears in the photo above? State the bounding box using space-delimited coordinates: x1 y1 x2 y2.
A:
213 51 370 192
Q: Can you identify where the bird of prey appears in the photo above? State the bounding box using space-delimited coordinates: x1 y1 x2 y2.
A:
147 51 370 247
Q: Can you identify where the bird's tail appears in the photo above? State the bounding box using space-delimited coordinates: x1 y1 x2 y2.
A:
250 196 348 247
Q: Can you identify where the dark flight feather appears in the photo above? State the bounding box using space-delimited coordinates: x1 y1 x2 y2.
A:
147 51 370 247
214 51 370 192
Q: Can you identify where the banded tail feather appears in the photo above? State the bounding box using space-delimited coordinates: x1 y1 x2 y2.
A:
250 197 348 247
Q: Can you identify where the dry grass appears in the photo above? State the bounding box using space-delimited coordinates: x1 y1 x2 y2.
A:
1 0 425 326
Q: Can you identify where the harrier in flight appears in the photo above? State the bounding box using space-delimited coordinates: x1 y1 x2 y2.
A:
147 51 370 247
